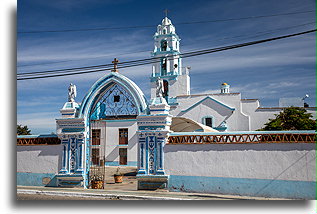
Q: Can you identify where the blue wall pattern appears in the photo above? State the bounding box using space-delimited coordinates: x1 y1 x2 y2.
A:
90 84 138 120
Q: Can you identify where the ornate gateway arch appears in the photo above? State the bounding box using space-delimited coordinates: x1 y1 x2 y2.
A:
56 70 148 188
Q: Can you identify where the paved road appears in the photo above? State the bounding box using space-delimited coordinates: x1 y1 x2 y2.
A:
17 193 122 200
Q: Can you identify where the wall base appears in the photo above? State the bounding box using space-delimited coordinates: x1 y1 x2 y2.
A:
56 174 84 188
168 175 316 199
137 175 168 190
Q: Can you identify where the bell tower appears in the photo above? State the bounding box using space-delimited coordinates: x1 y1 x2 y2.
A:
150 16 190 105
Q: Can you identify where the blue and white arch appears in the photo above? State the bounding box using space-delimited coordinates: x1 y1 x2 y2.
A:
57 71 149 188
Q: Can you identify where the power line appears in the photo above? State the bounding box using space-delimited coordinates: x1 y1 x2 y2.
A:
17 10 315 34
17 21 315 68
17 28 316 80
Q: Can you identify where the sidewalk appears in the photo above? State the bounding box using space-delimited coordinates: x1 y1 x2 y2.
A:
17 185 288 200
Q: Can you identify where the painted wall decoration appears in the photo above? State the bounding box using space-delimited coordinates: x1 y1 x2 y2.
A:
59 134 84 175
91 84 138 119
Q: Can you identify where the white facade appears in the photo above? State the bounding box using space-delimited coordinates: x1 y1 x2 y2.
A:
169 92 316 131
90 120 138 166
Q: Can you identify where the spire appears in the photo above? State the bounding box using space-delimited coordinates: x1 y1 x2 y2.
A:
164 9 169 17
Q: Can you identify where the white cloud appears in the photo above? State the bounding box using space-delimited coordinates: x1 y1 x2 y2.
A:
183 35 315 73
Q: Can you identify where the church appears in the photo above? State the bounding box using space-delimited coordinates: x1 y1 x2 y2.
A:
54 16 315 187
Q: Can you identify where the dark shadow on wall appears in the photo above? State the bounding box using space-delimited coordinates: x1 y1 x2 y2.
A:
106 146 119 162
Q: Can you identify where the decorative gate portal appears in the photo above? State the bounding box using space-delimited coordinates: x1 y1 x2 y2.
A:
55 65 148 188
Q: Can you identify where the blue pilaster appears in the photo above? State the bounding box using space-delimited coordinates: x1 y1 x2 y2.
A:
56 133 85 187
136 97 171 190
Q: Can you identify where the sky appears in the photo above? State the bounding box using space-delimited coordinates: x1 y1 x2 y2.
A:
17 0 316 134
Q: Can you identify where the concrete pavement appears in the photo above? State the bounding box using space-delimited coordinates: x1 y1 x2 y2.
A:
17 185 288 200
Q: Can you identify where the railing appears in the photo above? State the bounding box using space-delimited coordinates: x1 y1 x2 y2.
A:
167 131 316 144
17 134 61 145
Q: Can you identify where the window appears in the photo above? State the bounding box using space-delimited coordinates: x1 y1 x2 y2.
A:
161 40 167 51
163 80 168 98
203 117 213 128
92 148 100 165
119 128 128 145
119 148 127 165
161 58 167 75
92 129 100 145
114 95 120 102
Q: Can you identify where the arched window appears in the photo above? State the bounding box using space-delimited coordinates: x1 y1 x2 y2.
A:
202 116 213 128
163 80 169 98
161 58 167 75
161 40 167 51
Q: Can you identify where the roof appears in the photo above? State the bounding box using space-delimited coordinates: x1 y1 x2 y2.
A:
181 96 235 113
177 93 240 98
17 134 58 139
171 117 218 132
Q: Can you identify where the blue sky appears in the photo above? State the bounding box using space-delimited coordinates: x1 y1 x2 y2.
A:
17 0 316 134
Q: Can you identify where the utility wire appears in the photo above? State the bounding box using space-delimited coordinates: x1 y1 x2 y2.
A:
17 28 316 80
18 10 315 34
17 21 315 69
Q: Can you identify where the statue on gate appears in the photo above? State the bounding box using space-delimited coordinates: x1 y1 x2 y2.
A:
68 83 77 102
156 77 164 98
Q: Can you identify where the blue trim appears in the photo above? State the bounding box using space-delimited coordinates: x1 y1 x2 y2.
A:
17 134 58 138
139 126 166 130
105 161 137 166
214 127 228 131
150 109 169 112
150 75 178 82
17 172 57 187
181 96 235 113
154 33 180 40
62 128 85 132
169 130 316 136
103 119 137 122
168 175 316 199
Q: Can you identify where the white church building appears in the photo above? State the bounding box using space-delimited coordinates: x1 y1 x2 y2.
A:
54 17 315 186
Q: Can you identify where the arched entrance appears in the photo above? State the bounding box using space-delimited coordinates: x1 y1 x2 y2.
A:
78 72 148 188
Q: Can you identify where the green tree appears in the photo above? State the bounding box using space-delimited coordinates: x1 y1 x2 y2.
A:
259 107 316 131
17 124 31 135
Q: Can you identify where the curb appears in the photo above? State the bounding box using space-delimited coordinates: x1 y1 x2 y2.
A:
17 189 193 200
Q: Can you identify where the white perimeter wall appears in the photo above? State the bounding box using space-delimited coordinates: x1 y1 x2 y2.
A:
17 145 63 174
164 143 316 182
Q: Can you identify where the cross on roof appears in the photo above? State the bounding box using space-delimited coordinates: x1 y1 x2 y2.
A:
112 58 119 72
164 9 169 17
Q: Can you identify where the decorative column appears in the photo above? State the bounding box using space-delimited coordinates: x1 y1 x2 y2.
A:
136 92 172 190
55 83 86 187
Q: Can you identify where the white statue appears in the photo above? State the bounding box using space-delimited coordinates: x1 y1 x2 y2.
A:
219 120 227 128
156 77 164 97
68 83 77 102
